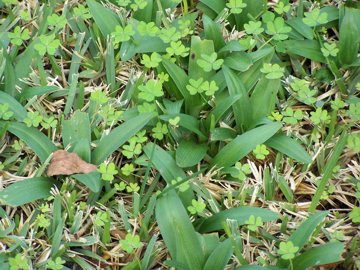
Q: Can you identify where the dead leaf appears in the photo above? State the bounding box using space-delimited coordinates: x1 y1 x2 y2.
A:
47 150 97 176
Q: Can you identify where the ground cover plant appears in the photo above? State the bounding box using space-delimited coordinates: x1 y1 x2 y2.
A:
0 0 359 269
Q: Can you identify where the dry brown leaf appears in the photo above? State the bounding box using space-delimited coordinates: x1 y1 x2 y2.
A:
47 150 97 176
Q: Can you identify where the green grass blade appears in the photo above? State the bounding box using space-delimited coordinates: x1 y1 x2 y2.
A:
176 140 207 168
197 206 279 233
210 122 282 169
0 121 57 163
309 132 347 212
293 242 344 270
283 40 326 63
0 91 27 121
156 191 205 270
266 133 312 164
0 177 58 207
203 239 232 270
72 171 101 193
92 113 154 164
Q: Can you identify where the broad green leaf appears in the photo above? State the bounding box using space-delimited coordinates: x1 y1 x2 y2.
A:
211 94 242 123
62 111 91 149
224 52 253 72
283 40 326 63
286 18 313 40
92 113 154 164
223 65 252 131
0 91 27 121
0 121 57 163
176 140 207 168
0 177 58 207
87 0 119 38
293 242 344 270
210 122 282 168
72 171 101 193
339 7 360 66
266 133 312 164
288 211 328 250
203 15 226 51
20 86 59 100
156 192 205 270
250 77 280 125
143 142 193 204
203 239 232 270
197 206 279 233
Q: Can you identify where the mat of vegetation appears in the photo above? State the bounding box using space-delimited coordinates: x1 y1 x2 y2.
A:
0 0 359 269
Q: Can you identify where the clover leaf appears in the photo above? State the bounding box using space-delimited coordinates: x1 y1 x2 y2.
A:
260 63 285 79
41 116 58 129
348 102 360 121
196 52 223 72
0 103 14 120
171 177 190 192
121 163 135 176
112 25 134 44
94 211 109 226
166 41 190 57
137 21 159 36
152 122 168 140
303 8 328 27
47 14 67 29
282 108 303 125
244 21 264 35
159 27 181 43
269 111 283 122
245 215 263 232
187 199 206 215
230 162 251 181
73 4 92 19
120 234 142 253
330 98 345 111
138 102 157 114
347 134 360 153
9 254 28 270
201 80 219 96
274 1 290 14
321 42 339 57
47 257 66 270
23 111 43 128
266 17 291 40
130 0 147 11
98 162 118 181
253 144 269 160
126 182 140 193
138 80 164 102
310 108 331 125
34 34 60 56
186 78 204 95
226 0 247 14
90 90 109 104
278 241 299 260
349 206 360 222
8 26 30 46
122 138 142 158
141 52 162 68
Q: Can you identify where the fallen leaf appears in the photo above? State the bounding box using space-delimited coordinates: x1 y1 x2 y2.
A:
47 150 97 176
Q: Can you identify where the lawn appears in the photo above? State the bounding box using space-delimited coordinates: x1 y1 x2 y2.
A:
0 0 359 269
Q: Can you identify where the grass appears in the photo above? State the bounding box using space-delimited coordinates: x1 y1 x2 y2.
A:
0 0 359 269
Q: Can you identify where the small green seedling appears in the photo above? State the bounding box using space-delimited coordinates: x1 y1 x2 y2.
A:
330 98 345 111
47 14 67 29
112 25 134 46
348 102 360 121
169 116 180 127
253 144 269 160
94 211 109 226
8 26 30 46
130 0 147 11
152 122 168 140
90 90 109 104
73 4 92 20
120 234 142 253
347 134 360 153
188 199 206 215
98 162 118 181
115 181 126 192
245 215 263 231
269 111 283 122
36 214 50 228
303 8 328 27
260 63 285 79
197 52 223 72
278 241 299 260
226 0 247 14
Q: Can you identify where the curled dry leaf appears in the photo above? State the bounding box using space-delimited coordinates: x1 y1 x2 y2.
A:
47 150 97 176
